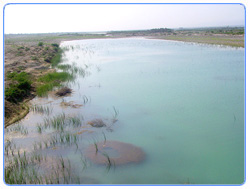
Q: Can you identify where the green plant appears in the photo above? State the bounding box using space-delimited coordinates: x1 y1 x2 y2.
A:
17 46 24 50
51 49 62 67
31 56 38 61
38 42 43 46
36 72 73 97
51 43 59 48
5 72 32 102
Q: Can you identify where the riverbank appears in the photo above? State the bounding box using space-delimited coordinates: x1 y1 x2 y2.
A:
4 40 63 127
157 34 244 48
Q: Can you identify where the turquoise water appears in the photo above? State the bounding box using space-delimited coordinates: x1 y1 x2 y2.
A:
5 38 245 184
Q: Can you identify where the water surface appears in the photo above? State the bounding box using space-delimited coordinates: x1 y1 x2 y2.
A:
5 38 245 184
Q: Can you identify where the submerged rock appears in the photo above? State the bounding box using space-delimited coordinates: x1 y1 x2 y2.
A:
88 119 106 128
55 87 72 97
85 140 145 165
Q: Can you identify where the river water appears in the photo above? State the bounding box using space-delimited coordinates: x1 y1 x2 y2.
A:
4 38 245 184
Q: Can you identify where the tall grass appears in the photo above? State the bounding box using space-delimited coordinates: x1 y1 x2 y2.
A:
36 72 73 97
51 48 62 68
57 64 86 78
112 106 119 123
38 113 83 133
30 105 53 115
4 139 80 184
102 152 116 172
82 95 90 105
5 123 28 135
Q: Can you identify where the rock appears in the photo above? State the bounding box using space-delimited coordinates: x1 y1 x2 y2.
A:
55 87 72 96
85 140 145 165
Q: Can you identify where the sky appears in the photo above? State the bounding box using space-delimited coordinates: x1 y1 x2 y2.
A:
4 4 245 34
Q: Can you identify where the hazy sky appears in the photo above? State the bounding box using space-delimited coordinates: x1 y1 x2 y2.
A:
4 4 245 34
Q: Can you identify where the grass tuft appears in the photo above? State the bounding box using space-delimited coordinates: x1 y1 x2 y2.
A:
36 72 73 97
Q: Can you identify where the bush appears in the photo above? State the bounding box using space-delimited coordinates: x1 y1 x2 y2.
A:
51 43 59 48
44 56 52 63
7 72 30 82
38 42 43 46
5 72 32 102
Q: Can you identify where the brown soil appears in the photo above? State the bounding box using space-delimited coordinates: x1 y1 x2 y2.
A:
4 43 57 81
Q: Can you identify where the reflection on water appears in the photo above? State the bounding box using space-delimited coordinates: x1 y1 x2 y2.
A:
4 38 245 184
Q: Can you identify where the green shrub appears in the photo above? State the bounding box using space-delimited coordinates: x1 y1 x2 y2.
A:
17 46 24 50
51 43 59 48
38 42 43 46
5 72 32 102
44 56 52 63
7 72 30 82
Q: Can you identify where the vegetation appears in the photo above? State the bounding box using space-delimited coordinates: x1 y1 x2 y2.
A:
5 72 32 102
4 145 79 184
38 42 43 46
30 105 52 115
51 48 62 67
36 72 73 97
51 43 59 48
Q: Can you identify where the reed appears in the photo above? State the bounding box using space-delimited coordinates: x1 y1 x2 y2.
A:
57 64 72 71
30 105 52 115
39 113 84 133
80 153 88 171
102 131 107 146
102 152 115 172
37 124 42 134
82 95 89 105
5 123 28 135
94 142 98 155
4 146 79 184
68 116 82 127
112 106 119 123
